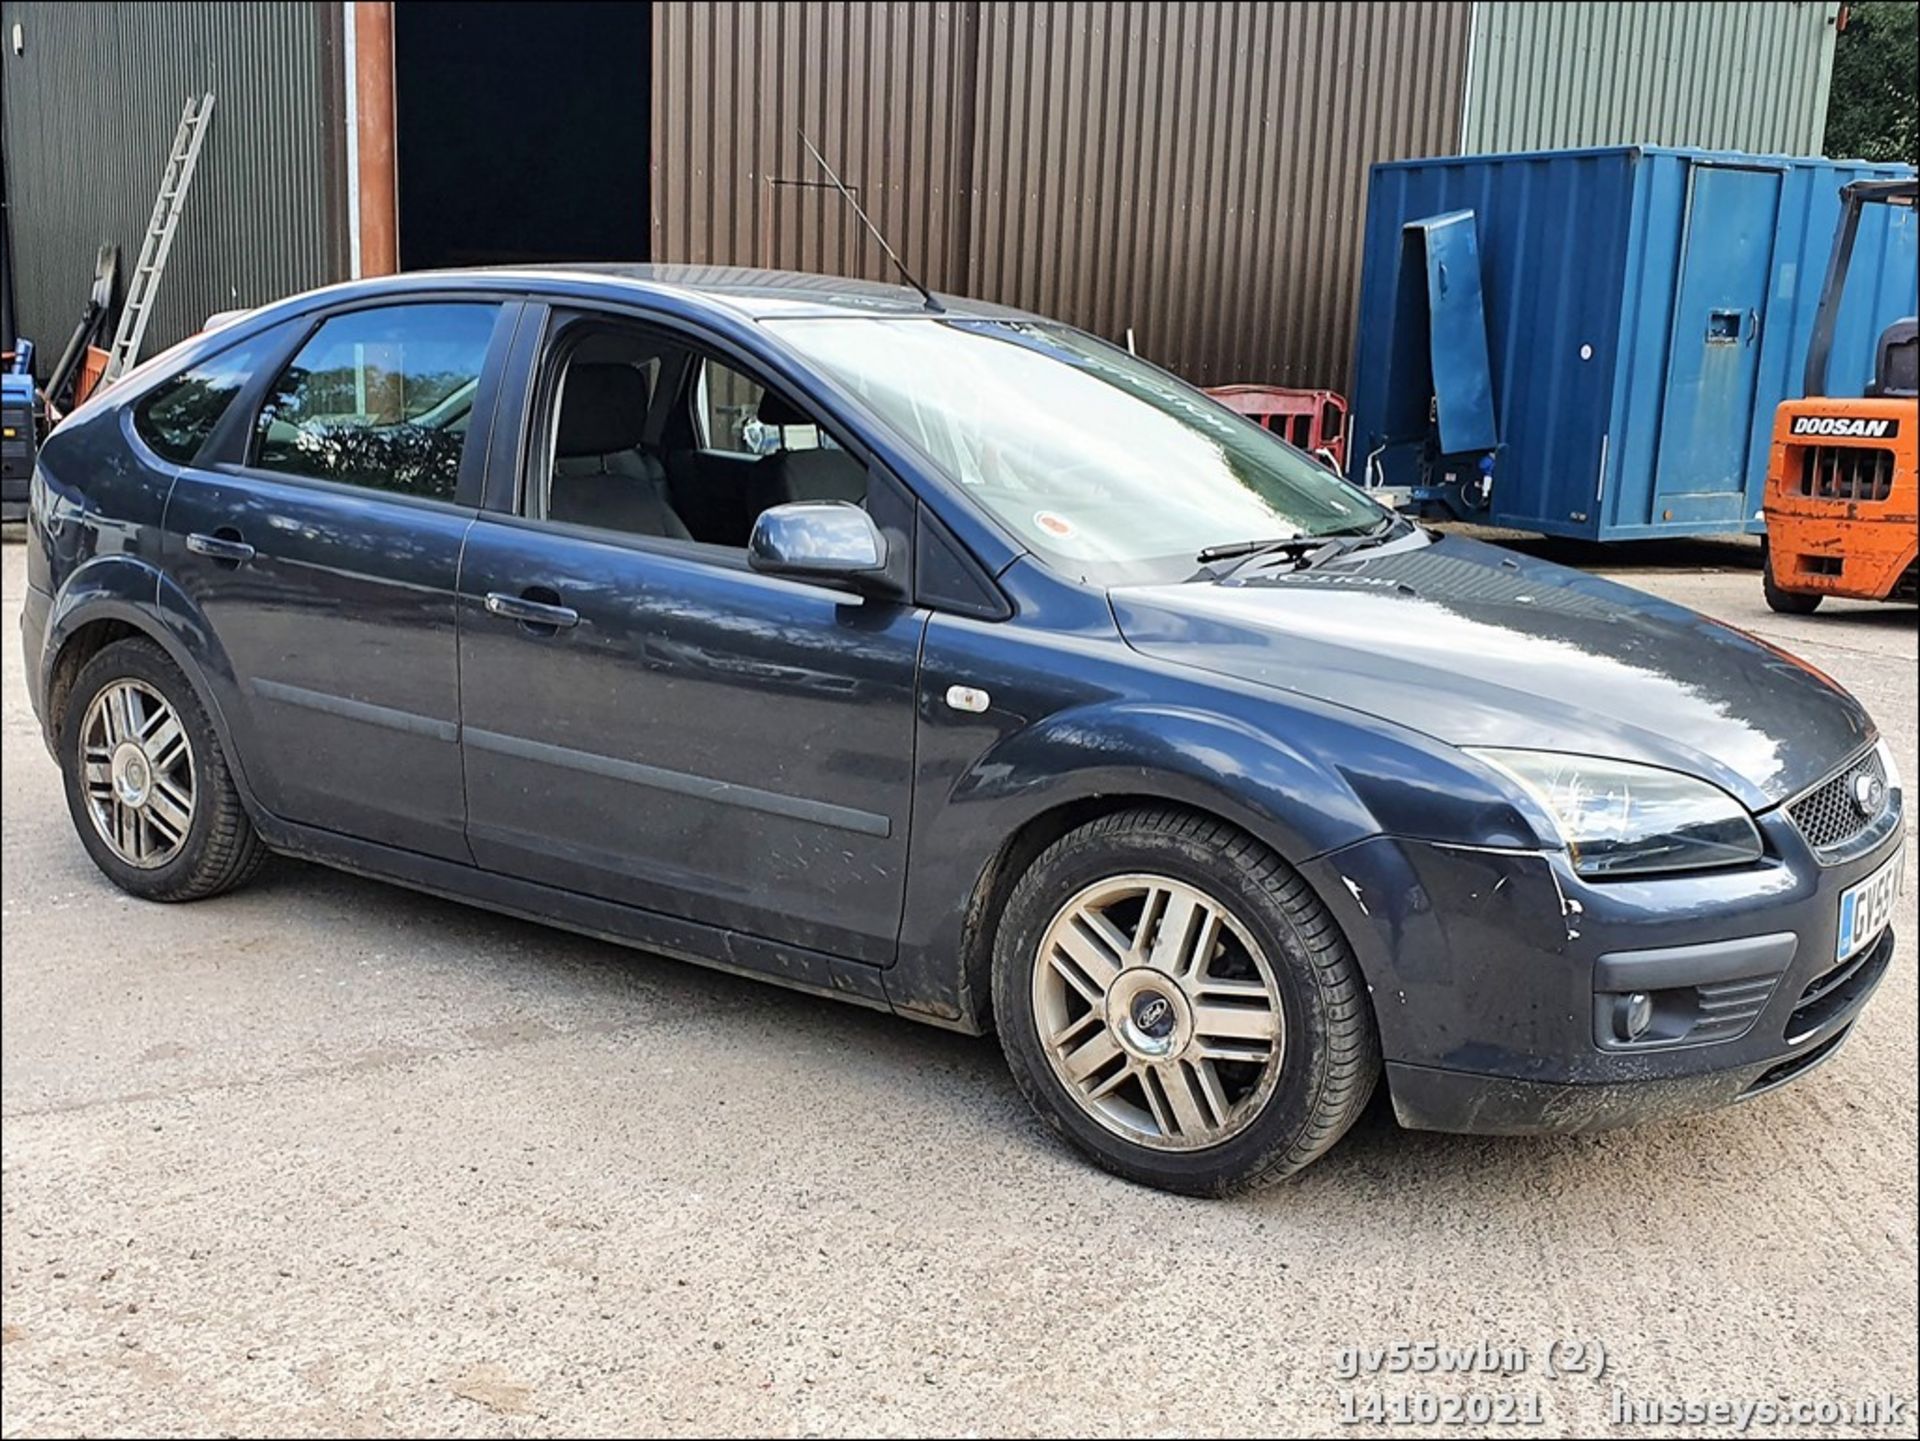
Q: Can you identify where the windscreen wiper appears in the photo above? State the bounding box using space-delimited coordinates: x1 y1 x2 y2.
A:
1192 535 1341 581
1297 513 1412 566
1196 536 1313 564
1193 514 1410 582
1338 512 1410 544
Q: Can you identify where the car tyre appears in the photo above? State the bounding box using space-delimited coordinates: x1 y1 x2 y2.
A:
58 638 269 901
992 807 1379 1196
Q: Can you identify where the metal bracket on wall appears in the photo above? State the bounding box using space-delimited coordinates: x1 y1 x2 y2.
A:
103 93 215 384
763 176 859 270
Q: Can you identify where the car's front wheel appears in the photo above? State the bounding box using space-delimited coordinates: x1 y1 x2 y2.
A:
58 637 269 901
992 808 1379 1196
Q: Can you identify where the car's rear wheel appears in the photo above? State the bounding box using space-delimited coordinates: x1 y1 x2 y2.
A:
992 807 1379 1196
58 638 268 901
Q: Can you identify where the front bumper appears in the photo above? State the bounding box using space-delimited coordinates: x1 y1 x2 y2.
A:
1303 809 1902 1136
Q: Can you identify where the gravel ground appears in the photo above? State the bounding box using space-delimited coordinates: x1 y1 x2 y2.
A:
3 534 1915 1438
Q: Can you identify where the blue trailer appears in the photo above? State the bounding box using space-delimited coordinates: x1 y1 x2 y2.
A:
1347 146 1918 541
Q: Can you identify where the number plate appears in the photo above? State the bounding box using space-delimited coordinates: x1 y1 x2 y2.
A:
1835 847 1905 964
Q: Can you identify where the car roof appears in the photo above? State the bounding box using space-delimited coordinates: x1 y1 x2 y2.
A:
293 263 1039 324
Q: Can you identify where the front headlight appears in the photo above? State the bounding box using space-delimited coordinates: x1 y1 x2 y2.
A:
1469 749 1763 877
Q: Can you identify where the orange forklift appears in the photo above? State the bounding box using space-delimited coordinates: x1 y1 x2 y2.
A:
1763 177 1917 614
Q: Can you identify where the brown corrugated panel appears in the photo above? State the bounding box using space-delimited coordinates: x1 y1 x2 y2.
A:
652 1 975 289
654 2 1472 388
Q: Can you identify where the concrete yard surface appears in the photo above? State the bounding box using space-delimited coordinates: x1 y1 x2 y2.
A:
2 534 1915 1438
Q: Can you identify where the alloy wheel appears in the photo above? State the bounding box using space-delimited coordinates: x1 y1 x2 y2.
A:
79 680 196 869
1031 873 1285 1151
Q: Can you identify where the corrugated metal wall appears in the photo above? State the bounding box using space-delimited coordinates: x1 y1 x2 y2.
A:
651 2 976 291
653 1 1473 387
0 0 347 376
1462 1 1841 156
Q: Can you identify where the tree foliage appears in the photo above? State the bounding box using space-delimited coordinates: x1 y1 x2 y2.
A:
1825 1 1918 163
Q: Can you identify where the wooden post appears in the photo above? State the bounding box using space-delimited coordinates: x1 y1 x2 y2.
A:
354 1 398 275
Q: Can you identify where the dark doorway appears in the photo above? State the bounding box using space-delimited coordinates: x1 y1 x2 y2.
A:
393 1 651 270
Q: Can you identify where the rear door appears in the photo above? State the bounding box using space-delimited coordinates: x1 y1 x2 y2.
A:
1654 164 1783 522
163 298 517 859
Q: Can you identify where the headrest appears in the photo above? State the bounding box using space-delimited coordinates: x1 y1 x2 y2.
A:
557 363 651 457
755 388 813 428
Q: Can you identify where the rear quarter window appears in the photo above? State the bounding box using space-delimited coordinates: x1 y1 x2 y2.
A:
131 339 271 465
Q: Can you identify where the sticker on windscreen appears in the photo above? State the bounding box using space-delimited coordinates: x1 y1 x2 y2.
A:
1034 510 1077 539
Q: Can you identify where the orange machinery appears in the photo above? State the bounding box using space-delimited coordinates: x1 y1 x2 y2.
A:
1763 178 1917 614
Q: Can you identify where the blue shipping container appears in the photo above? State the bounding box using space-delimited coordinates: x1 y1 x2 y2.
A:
1348 146 1918 540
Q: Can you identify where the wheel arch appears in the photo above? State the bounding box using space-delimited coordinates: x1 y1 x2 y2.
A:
42 561 260 815
942 792 1344 1038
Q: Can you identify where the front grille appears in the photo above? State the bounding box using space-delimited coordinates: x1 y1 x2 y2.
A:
1686 974 1778 1043
1788 747 1892 858
1798 445 1895 502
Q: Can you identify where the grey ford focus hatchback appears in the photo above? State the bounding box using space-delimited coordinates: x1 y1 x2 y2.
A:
21 266 1904 1194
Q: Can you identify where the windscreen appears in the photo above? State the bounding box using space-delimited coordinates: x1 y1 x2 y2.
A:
767 317 1386 583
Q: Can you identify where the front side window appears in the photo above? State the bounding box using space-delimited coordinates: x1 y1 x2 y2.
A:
252 303 499 501
534 322 867 549
132 337 272 465
767 317 1388 583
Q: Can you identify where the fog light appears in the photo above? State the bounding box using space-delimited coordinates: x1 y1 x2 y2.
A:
1613 991 1655 1042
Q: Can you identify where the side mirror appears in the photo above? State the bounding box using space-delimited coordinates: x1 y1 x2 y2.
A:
748 501 888 587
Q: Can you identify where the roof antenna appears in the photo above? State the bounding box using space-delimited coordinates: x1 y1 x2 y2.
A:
800 131 943 313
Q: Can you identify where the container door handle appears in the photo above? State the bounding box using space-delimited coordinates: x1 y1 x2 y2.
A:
186 530 255 565
1747 308 1761 347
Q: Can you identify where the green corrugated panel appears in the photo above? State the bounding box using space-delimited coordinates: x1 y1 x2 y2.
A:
0 0 348 375
1463 1 1841 156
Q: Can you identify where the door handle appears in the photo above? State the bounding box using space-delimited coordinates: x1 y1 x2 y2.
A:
186 530 255 564
484 590 579 631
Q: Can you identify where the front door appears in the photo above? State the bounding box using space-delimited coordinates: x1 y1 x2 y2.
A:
163 299 514 859
1654 164 1783 521
456 316 925 964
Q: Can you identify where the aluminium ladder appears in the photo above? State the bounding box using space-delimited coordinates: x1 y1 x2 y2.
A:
103 93 215 384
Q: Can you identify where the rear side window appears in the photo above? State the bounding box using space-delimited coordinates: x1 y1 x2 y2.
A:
252 302 499 501
132 339 269 464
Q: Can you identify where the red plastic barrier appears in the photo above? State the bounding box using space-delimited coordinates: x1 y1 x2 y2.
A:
1206 385 1349 469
